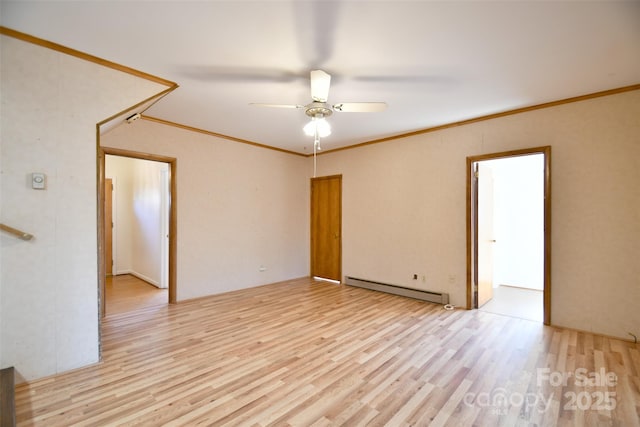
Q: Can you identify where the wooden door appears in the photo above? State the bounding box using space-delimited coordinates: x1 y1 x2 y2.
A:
105 178 113 276
477 163 494 307
310 175 342 281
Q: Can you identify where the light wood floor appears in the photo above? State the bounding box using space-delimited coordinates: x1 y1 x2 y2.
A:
105 274 167 316
15 278 639 426
479 285 543 322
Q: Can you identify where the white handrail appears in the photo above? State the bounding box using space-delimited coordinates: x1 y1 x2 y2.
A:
0 223 34 240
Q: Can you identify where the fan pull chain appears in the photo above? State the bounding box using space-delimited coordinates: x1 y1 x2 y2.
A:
313 128 318 178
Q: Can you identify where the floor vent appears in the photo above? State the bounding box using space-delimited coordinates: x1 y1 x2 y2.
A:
345 276 449 305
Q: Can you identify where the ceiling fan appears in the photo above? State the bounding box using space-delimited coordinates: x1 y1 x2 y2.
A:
251 70 387 148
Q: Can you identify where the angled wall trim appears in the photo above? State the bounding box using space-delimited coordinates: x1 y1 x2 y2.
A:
0 26 178 89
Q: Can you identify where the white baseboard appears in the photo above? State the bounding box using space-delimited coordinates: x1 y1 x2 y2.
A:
115 269 165 289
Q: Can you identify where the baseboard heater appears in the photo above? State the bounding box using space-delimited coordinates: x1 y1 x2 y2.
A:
345 276 449 305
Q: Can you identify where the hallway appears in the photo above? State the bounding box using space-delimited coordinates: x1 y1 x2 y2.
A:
105 274 167 316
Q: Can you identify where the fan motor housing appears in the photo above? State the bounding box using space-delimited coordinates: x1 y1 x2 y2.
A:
305 102 333 118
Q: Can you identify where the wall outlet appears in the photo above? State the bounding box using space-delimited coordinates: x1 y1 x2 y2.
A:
413 274 418 280
259 265 267 272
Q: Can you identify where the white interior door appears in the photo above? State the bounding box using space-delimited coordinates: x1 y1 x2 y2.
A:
477 163 495 307
160 167 169 289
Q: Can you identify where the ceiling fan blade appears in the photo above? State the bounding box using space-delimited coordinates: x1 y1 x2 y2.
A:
179 66 304 83
310 70 331 102
333 102 387 112
249 103 303 109
294 2 341 69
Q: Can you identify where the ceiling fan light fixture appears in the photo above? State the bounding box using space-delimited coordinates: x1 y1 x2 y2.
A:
251 70 385 148
303 115 331 138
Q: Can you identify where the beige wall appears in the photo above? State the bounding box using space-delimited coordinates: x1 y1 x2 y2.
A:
314 90 640 340
0 35 170 381
101 121 310 301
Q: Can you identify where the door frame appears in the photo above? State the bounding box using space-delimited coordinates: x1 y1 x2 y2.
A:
466 146 551 325
98 146 177 318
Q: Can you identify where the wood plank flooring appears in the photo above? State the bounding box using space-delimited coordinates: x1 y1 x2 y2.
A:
105 274 167 316
15 278 640 426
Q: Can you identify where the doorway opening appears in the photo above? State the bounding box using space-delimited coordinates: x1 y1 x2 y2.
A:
99 147 177 317
467 146 551 324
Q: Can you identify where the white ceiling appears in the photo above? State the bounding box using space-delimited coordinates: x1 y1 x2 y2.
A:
2 1 639 154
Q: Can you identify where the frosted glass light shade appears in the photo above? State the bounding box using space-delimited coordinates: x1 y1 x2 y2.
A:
303 117 331 137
